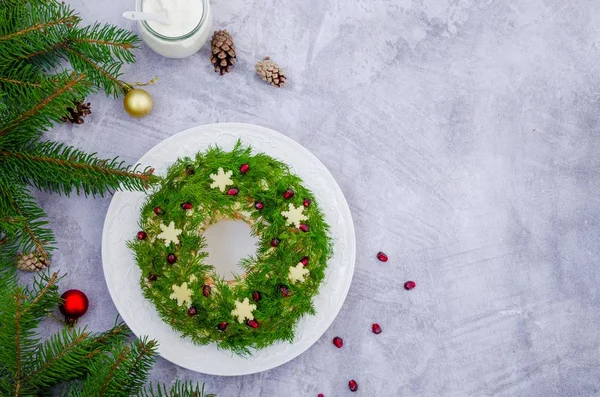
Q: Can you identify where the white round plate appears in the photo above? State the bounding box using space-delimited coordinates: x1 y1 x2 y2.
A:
101 123 355 375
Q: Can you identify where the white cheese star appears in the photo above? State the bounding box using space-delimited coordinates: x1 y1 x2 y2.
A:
209 167 234 192
231 297 257 323
157 221 182 246
281 203 308 228
288 262 310 283
169 282 192 306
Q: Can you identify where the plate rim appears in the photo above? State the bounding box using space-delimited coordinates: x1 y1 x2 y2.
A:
101 122 356 375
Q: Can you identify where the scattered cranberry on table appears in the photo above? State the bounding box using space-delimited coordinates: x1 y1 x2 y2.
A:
404 280 416 290
372 323 382 334
333 336 343 348
376 251 388 262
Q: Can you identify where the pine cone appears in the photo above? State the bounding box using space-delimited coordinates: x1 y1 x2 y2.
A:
62 100 91 124
210 30 236 75
16 252 50 272
255 57 286 87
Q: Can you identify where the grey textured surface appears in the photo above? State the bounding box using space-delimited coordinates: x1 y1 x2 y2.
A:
30 0 600 396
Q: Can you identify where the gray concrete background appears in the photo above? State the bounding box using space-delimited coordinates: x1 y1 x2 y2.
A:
30 0 600 395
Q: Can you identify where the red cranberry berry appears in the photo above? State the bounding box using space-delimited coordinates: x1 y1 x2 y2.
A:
301 256 309 266
376 251 388 262
239 163 250 173
404 280 416 290
372 323 382 334
167 254 177 264
217 322 228 331
137 231 147 240
147 273 157 281
318 395 324 397
271 238 280 247
283 189 294 199
252 291 261 301
280 285 289 297
202 285 211 297
181 202 193 210
333 336 343 348
153 206 163 215
227 187 239 196
187 307 198 316
303 198 311 207
348 380 358 392
254 201 264 210
299 224 310 232
247 319 259 328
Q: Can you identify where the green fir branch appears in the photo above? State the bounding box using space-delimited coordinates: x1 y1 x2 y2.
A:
70 23 139 64
64 46 127 97
0 141 156 197
0 1 79 60
0 269 61 396
0 179 55 261
0 71 93 148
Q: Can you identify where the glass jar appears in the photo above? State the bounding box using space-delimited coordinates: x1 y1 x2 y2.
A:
136 0 212 58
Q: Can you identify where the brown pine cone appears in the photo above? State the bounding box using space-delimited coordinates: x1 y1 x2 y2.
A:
255 57 286 87
210 30 236 75
62 100 91 124
16 252 50 272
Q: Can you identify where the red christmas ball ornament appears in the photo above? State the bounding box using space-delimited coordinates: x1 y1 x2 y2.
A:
137 231 147 240
153 206 163 215
404 280 416 290
239 163 250 174
372 323 382 334
59 289 89 325
271 238 280 247
247 319 259 328
217 321 228 331
299 224 310 232
252 291 262 301
283 189 294 199
227 187 239 196
188 306 198 316
376 251 388 262
167 253 177 264
333 336 343 348
181 202 193 210
202 284 211 297
301 256 309 266
348 380 358 392
303 198 311 207
254 201 264 210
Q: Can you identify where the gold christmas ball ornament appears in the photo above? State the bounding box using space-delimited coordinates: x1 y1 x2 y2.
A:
123 88 153 118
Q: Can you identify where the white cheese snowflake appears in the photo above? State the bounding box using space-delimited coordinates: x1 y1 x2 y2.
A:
157 221 182 246
281 203 308 228
288 262 310 283
169 282 192 306
209 167 234 192
231 297 257 323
